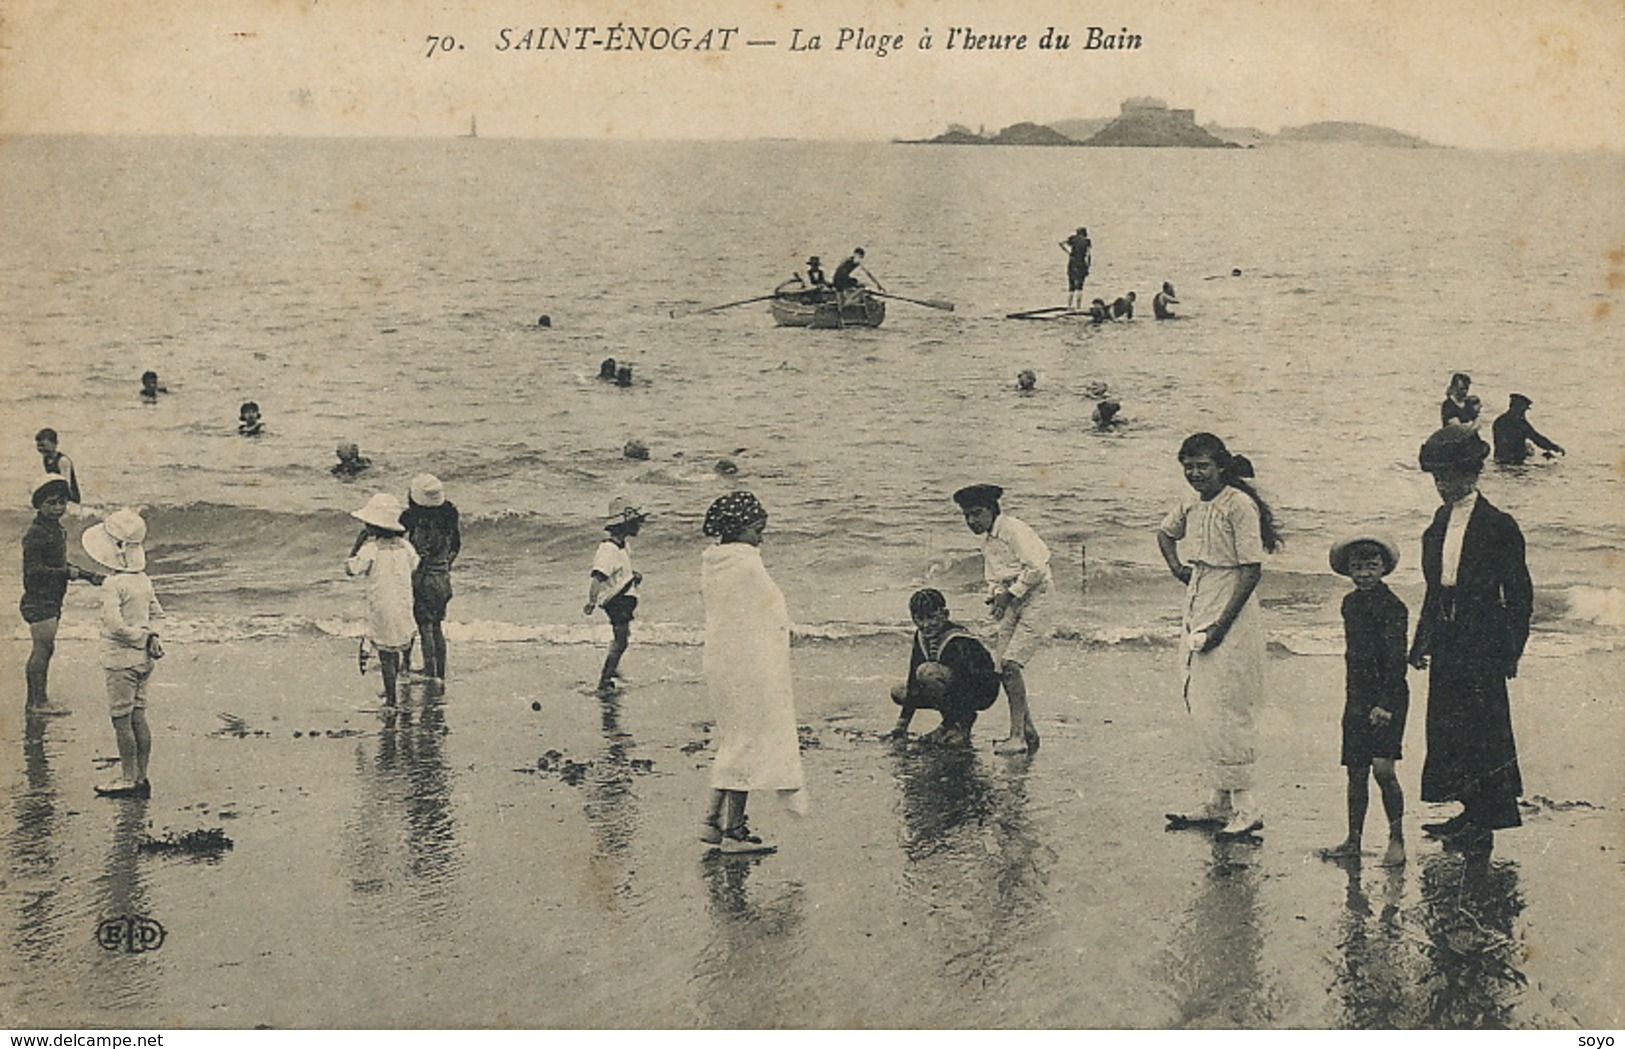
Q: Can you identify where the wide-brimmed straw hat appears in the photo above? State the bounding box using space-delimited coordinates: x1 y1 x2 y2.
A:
1329 535 1400 577
350 492 405 531
605 496 648 527
82 508 147 572
1418 426 1490 473
30 474 71 509
409 474 445 507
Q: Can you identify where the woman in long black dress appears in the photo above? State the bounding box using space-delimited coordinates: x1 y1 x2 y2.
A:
1408 426 1532 850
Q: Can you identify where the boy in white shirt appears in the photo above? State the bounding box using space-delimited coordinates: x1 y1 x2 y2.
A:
953 484 1052 755
584 498 647 695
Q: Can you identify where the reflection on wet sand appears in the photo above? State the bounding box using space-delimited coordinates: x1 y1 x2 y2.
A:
694 853 808 1028
1163 837 1274 1028
581 694 640 908
87 795 159 1010
1411 849 1528 1028
10 717 68 980
889 744 1053 1009
1329 860 1411 1028
343 688 463 922
10 720 64 967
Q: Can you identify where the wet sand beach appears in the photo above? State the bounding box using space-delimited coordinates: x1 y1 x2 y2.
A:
2 634 1620 1029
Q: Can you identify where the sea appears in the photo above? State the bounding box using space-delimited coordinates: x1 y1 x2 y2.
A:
2 135 1622 661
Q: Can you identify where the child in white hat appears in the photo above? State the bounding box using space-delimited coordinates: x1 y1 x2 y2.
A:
346 493 418 706
583 497 647 695
82 508 163 798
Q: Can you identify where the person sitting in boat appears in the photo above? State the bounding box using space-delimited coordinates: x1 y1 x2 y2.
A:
1153 282 1179 320
1110 291 1137 320
833 248 867 292
805 257 827 288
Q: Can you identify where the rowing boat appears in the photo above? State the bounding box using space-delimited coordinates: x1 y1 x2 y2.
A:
770 287 886 329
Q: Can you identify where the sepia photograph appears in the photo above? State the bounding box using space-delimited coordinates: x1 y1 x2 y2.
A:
2 0 1622 1032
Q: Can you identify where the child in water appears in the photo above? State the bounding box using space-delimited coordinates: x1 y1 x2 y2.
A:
332 442 372 478
584 498 646 695
1320 536 1408 866
82 509 163 797
238 402 264 436
139 370 168 402
346 493 417 707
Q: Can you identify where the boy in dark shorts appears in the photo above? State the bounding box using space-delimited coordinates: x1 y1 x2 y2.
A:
1321 536 1409 866
886 588 1002 746
584 498 647 695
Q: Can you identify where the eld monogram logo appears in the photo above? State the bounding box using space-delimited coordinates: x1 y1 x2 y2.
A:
96 915 166 953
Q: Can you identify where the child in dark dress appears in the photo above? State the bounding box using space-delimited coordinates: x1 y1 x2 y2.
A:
1321 536 1409 866
886 588 1002 746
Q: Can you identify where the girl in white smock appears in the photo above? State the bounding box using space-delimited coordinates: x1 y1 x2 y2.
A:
346 492 418 707
1156 432 1280 838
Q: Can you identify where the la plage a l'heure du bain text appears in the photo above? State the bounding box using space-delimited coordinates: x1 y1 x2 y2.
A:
430 24 1142 58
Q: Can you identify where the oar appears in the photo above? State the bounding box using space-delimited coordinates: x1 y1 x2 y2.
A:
1006 305 1070 320
859 265 888 292
669 294 777 319
870 290 955 312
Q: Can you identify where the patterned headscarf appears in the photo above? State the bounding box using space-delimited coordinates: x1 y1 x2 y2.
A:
703 490 766 538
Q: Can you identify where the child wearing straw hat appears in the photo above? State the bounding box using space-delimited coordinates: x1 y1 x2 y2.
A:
1320 535 1409 867
346 493 417 707
584 497 647 695
82 508 162 798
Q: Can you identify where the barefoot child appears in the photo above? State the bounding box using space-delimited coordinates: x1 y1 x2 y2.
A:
952 484 1052 755
20 475 104 716
82 509 162 797
1156 433 1281 838
401 474 460 683
346 493 417 707
1321 536 1409 865
887 588 1002 746
583 498 646 695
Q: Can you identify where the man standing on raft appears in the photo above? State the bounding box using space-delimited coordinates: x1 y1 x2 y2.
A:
1060 227 1092 310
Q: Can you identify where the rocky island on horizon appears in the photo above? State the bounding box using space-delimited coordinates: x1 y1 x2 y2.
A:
899 98 1438 149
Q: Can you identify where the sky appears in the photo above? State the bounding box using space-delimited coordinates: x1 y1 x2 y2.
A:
1 0 1621 150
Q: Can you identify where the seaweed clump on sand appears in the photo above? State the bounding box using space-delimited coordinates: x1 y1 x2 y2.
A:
138 827 235 859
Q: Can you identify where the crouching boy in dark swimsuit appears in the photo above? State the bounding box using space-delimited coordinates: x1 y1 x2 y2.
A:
886 588 1002 746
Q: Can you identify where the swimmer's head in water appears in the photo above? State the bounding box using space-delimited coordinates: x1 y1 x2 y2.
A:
599 358 617 379
1231 268 1242 277
336 442 361 461
615 365 633 387
537 315 552 328
1016 369 1037 391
